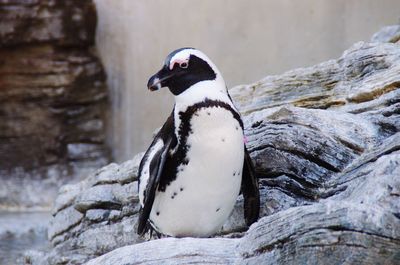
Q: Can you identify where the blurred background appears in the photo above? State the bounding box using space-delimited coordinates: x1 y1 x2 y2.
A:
0 0 399 264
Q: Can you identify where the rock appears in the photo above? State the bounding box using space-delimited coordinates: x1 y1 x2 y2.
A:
23 153 143 264
48 206 83 240
0 0 96 47
84 149 400 265
85 209 121 222
371 25 400 43
86 238 239 265
30 29 400 264
93 155 143 186
74 184 123 213
0 0 110 210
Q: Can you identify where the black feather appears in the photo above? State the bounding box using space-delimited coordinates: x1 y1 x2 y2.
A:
241 146 260 226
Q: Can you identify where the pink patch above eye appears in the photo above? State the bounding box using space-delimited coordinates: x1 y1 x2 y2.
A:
170 58 188 70
243 136 248 144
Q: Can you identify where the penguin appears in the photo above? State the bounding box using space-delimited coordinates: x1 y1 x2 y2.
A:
137 48 259 237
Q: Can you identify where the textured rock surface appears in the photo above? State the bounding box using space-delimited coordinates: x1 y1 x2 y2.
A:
24 157 143 265
29 32 400 264
0 0 109 210
371 25 400 43
0 0 96 47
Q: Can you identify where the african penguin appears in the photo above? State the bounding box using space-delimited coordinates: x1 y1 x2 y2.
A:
137 48 260 237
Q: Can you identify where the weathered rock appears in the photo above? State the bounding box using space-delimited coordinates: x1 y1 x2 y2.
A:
83 137 400 265
371 24 400 43
86 238 239 265
47 206 83 240
86 150 400 264
21 155 142 264
29 31 400 264
0 0 110 210
0 0 96 47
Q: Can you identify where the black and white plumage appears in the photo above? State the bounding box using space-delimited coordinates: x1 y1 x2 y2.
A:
137 48 259 237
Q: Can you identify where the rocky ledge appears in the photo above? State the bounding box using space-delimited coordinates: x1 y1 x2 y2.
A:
26 26 400 264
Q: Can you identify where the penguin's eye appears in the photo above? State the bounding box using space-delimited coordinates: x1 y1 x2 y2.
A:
179 62 189 69
169 59 189 70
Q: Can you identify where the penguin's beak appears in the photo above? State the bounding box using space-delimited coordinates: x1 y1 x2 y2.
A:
147 74 162 91
147 67 174 91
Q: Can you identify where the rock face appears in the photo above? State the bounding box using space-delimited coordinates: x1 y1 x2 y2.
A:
29 28 400 264
0 0 109 210
0 0 96 47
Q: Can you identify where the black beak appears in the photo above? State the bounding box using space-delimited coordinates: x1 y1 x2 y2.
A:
147 67 174 91
147 74 162 91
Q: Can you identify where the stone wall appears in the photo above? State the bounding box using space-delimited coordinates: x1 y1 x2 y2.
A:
0 0 110 210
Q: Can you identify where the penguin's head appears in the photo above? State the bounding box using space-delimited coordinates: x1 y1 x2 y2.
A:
147 48 223 96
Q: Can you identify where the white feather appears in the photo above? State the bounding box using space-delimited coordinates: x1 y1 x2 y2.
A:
138 138 164 206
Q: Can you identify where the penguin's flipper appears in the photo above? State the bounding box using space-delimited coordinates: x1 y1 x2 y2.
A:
137 114 175 235
241 146 260 226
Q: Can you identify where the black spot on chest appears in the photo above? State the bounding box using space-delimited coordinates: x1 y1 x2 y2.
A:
158 98 243 192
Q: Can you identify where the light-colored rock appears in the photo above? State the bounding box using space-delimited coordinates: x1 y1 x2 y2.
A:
230 42 400 116
74 184 123 213
86 238 239 265
371 25 400 43
48 207 83 240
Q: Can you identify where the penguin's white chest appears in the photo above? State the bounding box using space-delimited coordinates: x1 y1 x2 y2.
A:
150 106 244 237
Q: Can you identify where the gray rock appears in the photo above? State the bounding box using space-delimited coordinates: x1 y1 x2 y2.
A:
53 182 86 215
85 209 113 222
74 184 123 213
29 31 400 264
92 154 143 186
371 24 400 43
48 206 83 240
86 151 400 265
86 238 239 265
